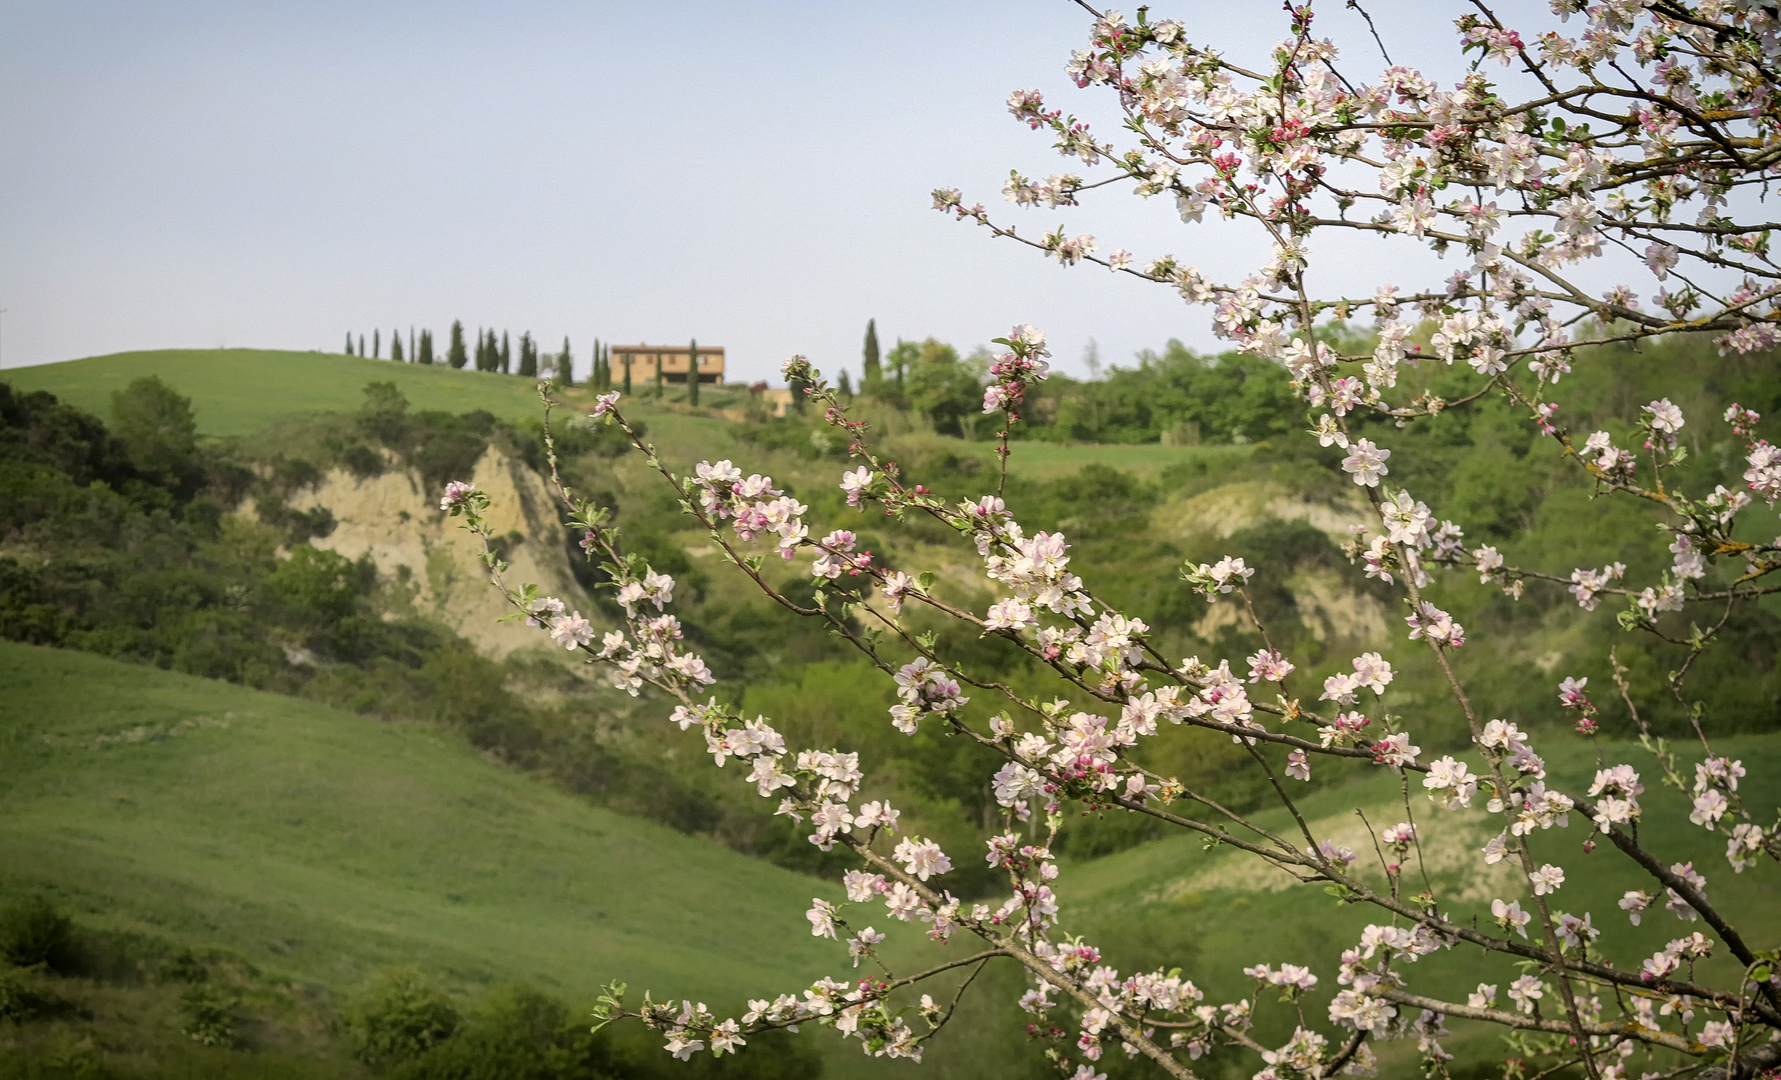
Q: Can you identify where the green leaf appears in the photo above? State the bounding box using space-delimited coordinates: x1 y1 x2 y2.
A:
917 572 937 593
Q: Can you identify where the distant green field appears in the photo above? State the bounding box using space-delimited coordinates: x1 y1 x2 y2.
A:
1000 438 1251 482
4 349 1249 485
0 641 837 1005
2 349 597 437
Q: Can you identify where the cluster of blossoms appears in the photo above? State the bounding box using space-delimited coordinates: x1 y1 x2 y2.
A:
980 323 1052 421
890 657 968 735
1729 404 1781 505
977 509 1094 620
1183 555 1253 600
1619 860 1710 934
691 458 810 561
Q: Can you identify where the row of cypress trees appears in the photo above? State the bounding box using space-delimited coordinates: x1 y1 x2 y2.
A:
340 329 645 394
344 323 593 386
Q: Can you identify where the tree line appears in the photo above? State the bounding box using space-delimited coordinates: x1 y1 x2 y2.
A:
840 316 1297 445
341 324 618 390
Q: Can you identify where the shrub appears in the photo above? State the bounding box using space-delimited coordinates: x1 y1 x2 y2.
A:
178 982 233 1047
343 968 461 1068
0 895 76 973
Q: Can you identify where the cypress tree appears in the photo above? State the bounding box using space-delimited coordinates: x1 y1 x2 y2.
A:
517 333 536 377
500 331 511 374
391 329 404 362
591 338 603 390
410 326 416 363
839 369 854 398
688 339 700 406
622 348 631 394
418 329 434 365
359 334 366 357
373 329 380 359
447 321 467 369
654 350 663 399
559 337 574 386
863 318 881 392
345 332 354 356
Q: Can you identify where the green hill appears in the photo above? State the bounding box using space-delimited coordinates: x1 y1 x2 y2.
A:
3 349 581 437
0 640 838 1004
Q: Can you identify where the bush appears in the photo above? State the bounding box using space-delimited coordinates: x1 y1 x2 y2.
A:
390 985 585 1080
343 968 461 1068
0 896 76 973
179 982 233 1047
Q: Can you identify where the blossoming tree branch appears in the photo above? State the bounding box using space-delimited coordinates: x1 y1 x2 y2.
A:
443 2 1781 1077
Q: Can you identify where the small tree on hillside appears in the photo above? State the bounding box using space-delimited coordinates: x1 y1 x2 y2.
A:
517 332 537 378
345 332 354 356
500 331 511 375
373 329 380 359
558 337 574 386
446 321 467 370
390 329 404 362
110 375 197 485
416 329 434 366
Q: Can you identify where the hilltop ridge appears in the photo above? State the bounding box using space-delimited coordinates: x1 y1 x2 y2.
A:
5 348 593 436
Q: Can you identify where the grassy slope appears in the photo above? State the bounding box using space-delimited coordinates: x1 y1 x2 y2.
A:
0 643 1052 1078
0 641 839 1006
4 350 572 437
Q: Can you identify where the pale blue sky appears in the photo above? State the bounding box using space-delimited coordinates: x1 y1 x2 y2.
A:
1 2 1563 384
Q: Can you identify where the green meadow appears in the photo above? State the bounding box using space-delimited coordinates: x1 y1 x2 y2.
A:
0 641 840 1004
0 642 1040 1078
4 350 573 436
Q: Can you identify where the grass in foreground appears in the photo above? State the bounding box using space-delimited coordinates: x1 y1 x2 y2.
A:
0 641 843 1003
0 642 1052 1078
